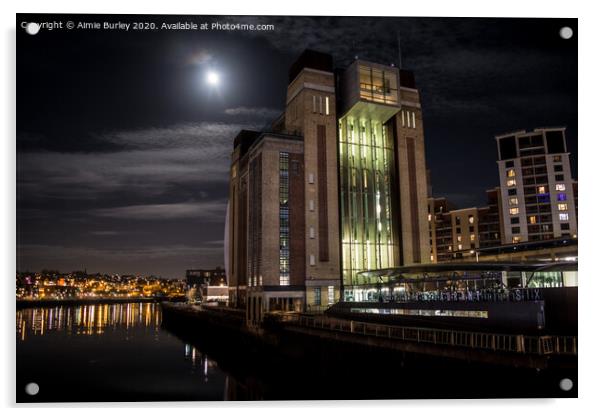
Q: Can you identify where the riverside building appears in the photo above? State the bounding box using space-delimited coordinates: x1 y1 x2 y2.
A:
226 50 431 323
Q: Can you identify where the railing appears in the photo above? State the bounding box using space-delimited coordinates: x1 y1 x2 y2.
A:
344 287 546 303
285 315 576 356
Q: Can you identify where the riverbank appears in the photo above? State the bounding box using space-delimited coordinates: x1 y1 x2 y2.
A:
160 302 577 399
16 296 186 309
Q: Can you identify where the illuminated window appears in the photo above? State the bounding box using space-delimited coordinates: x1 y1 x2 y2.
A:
458 244 463 250
308 199 315 211
430 255 434 261
558 203 568 211
412 112 416 129
559 213 569 221
328 286 335 305
529 215 537 224
457 235 462 242
428 213 432 221
509 197 519 206
537 186 546 194
470 234 475 242
553 155 562 162
325 96 330 115
512 236 521 244
468 215 474 224
557 193 567 201
506 169 516 178
509 207 520 215
309 226 315 239
448 246 452 252
309 254 316 266
507 178 516 187
556 183 566 191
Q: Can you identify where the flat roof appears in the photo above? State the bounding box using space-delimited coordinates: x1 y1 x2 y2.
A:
356 261 578 280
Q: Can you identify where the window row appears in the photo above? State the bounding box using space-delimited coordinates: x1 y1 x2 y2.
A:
312 95 330 115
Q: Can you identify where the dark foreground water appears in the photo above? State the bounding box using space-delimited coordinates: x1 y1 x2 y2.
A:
17 303 577 402
17 303 231 402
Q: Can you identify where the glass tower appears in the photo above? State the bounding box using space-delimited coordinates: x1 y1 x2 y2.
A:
338 62 402 292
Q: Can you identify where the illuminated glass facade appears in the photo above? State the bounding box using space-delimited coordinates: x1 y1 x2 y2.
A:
358 65 399 105
339 115 398 286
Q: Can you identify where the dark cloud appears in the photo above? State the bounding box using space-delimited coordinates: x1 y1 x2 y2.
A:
17 14 577 277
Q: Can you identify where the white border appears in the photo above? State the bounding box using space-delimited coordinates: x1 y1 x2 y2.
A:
2 0 600 414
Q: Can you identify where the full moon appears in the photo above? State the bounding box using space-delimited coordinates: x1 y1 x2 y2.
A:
207 71 219 85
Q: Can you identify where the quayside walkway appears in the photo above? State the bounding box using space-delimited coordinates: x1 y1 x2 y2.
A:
272 313 576 369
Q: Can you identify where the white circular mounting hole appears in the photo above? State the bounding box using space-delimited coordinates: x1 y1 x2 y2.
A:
559 378 573 391
25 22 40 36
25 382 39 396
559 27 573 40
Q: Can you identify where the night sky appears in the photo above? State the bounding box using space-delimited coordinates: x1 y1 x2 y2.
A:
17 15 578 278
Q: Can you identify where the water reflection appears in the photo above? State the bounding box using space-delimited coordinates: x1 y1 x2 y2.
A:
16 302 161 340
17 303 233 402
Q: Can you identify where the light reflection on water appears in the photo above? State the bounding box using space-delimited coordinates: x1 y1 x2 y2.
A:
16 302 161 339
16 303 237 401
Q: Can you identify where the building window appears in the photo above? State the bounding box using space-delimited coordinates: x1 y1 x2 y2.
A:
537 186 547 194
507 178 516 187
554 164 563 172
313 288 321 306
561 223 570 230
470 234 475 242
557 193 567 201
558 203 568 211
310 254 316 266
506 169 516 178
509 207 520 215
512 227 521 234
327 286 335 305
457 235 462 242
508 188 517 196
555 174 564 181
455 217 460 225
559 213 569 221
308 173 315 184
529 215 537 224
309 226 315 239
556 183 566 191
458 244 463 251
509 197 519 206
279 153 290 286
412 112 416 129
428 213 432 221
511 217 519 224
319 96 323 114
468 215 474 224
553 155 562 162
312 95 317 113
512 236 521 244
325 96 330 115
505 160 514 168
309 199 315 211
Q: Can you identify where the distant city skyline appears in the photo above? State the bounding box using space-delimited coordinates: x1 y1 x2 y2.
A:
17 14 577 278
